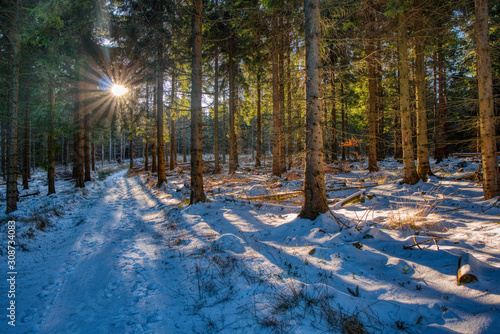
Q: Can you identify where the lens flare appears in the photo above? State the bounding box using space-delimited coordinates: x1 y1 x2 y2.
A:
111 84 128 96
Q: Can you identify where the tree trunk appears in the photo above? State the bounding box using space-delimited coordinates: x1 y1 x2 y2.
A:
74 73 85 188
22 85 30 190
398 8 419 185
279 23 286 173
48 81 56 194
152 85 157 173
84 113 91 182
341 82 346 161
272 18 282 176
145 84 150 172
415 0 431 179
214 45 221 173
256 71 262 167
91 132 95 172
182 115 187 163
222 92 227 165
156 58 166 186
299 0 329 220
375 42 385 160
169 71 176 170
190 0 206 203
476 0 499 200
1 120 6 180
367 36 379 172
6 0 21 213
129 99 134 170
435 39 447 164
330 52 337 162
229 35 238 174
287 46 292 170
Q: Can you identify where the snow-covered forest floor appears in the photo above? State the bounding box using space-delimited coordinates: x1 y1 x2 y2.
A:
0 156 499 333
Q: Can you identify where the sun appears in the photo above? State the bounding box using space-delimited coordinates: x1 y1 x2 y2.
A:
111 84 128 97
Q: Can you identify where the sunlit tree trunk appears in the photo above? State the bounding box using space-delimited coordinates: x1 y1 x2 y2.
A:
279 22 286 173
256 71 262 167
170 71 176 171
341 81 346 161
435 39 447 164
398 8 419 185
287 45 293 170
375 43 385 160
329 49 337 162
190 0 206 203
272 18 282 176
415 0 431 179
129 95 134 170
367 35 379 172
476 0 499 200
299 0 329 220
152 84 157 173
145 85 150 172
48 81 56 194
214 45 221 173
156 58 166 186
229 35 238 174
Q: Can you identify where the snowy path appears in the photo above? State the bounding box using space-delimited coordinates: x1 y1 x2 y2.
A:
5 171 185 334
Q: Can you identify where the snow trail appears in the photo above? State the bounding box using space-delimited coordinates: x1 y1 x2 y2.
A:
7 171 182 334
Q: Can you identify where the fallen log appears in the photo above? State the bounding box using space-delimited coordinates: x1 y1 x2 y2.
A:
332 190 376 209
453 172 482 182
457 253 479 285
242 191 303 202
20 191 40 198
326 183 378 192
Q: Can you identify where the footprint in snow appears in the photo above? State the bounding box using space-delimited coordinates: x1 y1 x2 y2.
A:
21 308 36 323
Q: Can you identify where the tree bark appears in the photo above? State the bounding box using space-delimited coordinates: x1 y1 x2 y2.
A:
22 85 30 190
214 45 221 173
48 81 56 194
6 0 22 213
91 132 95 172
435 39 447 164
84 112 91 182
190 0 206 203
156 57 166 186
341 81 346 161
367 35 379 172
255 71 262 167
287 45 293 170
279 22 286 173
145 84 150 172
375 42 385 160
152 84 157 173
299 0 329 220
476 0 499 200
228 35 238 174
415 0 431 179
272 18 282 176
398 8 419 185
182 115 187 163
329 50 337 162
74 70 85 187
169 71 176 170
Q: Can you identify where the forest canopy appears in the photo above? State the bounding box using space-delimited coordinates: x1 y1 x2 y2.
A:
1 0 499 214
